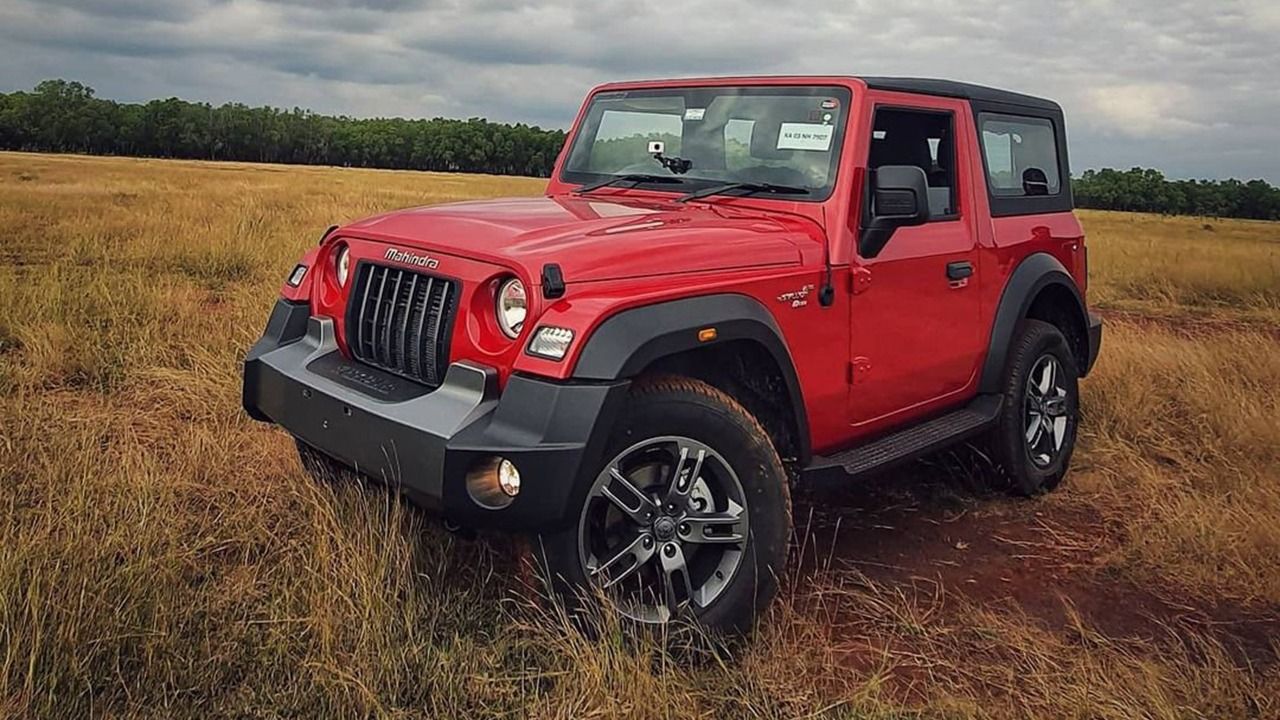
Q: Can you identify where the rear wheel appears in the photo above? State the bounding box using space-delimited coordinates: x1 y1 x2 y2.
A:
986 320 1080 495
538 377 791 634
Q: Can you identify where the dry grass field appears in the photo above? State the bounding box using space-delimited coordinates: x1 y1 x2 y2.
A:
2 151 1278 719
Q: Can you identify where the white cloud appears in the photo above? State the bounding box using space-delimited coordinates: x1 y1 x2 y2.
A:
1083 83 1210 137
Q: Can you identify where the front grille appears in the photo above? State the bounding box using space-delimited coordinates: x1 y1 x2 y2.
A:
346 262 458 388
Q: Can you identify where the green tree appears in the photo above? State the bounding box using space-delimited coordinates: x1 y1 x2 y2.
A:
0 79 568 177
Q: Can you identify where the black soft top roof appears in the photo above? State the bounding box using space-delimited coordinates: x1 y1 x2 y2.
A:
859 77 1061 112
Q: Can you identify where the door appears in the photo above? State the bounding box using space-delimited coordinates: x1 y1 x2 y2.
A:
849 102 983 427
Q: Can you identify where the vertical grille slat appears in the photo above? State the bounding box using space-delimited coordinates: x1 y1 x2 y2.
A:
411 276 433 379
347 262 457 389
421 282 450 386
398 273 419 375
383 269 403 368
357 264 376 355
369 266 390 365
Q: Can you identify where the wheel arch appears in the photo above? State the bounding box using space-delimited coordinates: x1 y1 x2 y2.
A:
980 252 1092 394
572 294 812 466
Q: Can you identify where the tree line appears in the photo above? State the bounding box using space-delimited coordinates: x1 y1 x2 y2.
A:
0 80 566 177
1072 167 1280 221
2 80 1278 219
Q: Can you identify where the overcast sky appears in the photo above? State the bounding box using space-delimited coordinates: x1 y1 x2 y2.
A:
2 0 1277 181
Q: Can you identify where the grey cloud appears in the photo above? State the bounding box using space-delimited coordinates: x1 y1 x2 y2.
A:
32 0 217 21
1 0 1277 180
258 0 425 10
0 1 425 85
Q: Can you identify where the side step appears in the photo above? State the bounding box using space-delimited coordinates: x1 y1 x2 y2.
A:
806 395 1003 479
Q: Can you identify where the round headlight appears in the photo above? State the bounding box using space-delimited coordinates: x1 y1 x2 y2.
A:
496 278 526 338
335 245 351 288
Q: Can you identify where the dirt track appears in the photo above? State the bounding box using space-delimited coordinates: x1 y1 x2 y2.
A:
793 462 1280 675
1098 308 1280 341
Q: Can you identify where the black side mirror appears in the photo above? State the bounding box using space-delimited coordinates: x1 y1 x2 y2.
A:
859 165 930 258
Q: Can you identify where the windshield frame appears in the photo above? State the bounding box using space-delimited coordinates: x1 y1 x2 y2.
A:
560 84 854 203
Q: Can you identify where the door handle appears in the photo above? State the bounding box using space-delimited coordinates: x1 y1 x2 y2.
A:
946 261 973 281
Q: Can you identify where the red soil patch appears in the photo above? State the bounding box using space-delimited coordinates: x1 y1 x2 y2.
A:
793 466 1279 670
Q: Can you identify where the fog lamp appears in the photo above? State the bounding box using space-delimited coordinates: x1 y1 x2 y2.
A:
465 456 520 509
498 459 521 497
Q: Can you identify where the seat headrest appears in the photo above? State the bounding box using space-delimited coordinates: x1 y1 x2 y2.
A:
935 131 953 171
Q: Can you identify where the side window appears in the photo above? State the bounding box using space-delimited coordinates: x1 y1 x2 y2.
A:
979 114 1061 197
586 110 683 173
868 107 957 220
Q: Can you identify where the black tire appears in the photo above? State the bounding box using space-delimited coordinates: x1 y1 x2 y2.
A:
294 438 352 483
986 319 1080 495
537 376 792 635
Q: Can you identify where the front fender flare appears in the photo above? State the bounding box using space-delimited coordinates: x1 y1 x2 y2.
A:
571 293 811 464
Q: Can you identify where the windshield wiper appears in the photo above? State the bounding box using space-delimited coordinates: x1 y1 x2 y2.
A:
677 181 810 203
575 174 685 194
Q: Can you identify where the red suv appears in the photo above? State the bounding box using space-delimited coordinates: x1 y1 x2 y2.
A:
244 76 1102 633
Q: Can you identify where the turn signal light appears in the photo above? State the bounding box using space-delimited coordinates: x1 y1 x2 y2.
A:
286 264 308 287
527 326 575 360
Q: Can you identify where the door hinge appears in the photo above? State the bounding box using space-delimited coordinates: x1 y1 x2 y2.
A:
850 266 872 295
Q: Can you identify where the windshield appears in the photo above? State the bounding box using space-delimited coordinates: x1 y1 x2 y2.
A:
562 85 852 201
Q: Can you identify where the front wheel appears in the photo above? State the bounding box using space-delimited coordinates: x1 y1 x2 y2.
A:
538 377 792 635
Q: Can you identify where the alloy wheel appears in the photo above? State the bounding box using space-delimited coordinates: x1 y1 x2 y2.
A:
1023 353 1070 467
578 436 748 623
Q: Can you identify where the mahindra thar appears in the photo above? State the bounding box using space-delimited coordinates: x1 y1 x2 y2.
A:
244 76 1102 632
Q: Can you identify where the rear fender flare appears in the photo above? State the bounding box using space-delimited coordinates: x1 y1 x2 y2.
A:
979 252 1088 393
